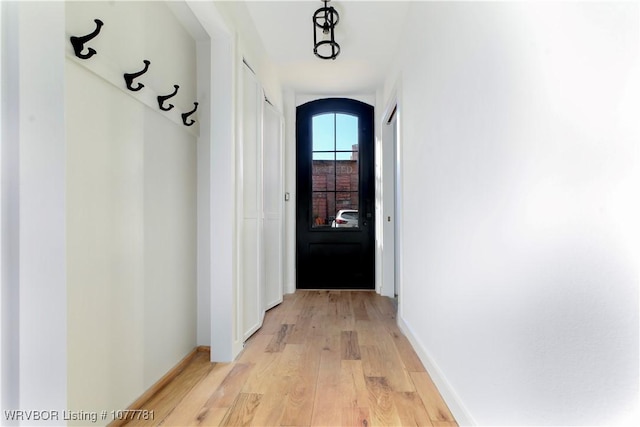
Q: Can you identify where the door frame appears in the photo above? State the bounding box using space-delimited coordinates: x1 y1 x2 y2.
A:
381 87 403 304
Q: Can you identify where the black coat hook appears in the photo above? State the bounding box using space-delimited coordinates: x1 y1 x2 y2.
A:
70 19 104 60
182 102 199 126
157 85 180 111
124 60 150 92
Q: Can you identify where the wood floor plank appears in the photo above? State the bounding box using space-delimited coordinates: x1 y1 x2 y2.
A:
308 309 329 338
240 351 281 394
218 393 262 427
265 323 294 352
175 406 228 427
341 406 371 427
159 362 234 426
278 292 301 325
310 339 342 426
337 291 356 330
340 360 369 409
377 332 415 392
410 371 457 424
388 327 427 373
355 319 378 346
365 376 402 427
301 337 325 383
260 303 287 334
320 310 343 344
203 363 253 408
351 292 371 321
363 293 397 327
361 344 385 377
236 333 272 363
373 295 397 321
341 330 362 360
280 374 316 426
275 343 305 377
362 294 386 322
307 290 330 310
250 374 289 426
287 305 317 344
394 391 434 427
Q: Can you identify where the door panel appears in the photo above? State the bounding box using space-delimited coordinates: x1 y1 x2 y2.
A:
241 65 262 340
263 102 284 310
296 98 375 289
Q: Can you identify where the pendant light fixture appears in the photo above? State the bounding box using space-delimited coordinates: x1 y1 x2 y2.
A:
313 0 340 60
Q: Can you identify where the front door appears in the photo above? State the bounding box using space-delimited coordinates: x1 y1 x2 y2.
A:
296 98 374 289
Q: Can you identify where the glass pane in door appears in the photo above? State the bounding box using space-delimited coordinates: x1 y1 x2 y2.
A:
312 191 335 228
311 112 360 229
336 114 358 151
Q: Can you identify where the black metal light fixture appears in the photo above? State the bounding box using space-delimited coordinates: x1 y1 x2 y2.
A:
313 0 340 60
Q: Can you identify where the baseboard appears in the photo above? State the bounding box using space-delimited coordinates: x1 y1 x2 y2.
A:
107 346 210 427
397 316 477 426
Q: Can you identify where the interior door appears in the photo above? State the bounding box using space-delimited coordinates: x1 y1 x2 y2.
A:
241 64 263 340
296 98 375 289
263 101 284 310
240 64 285 340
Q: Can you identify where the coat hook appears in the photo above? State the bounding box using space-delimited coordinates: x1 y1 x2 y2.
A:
182 102 199 126
70 19 104 60
157 85 180 111
123 60 150 92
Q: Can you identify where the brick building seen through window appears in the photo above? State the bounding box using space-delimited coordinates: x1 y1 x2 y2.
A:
312 145 358 227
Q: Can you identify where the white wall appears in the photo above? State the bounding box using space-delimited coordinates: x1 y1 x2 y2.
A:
66 1 197 420
1 2 68 423
1 1 20 415
390 2 639 425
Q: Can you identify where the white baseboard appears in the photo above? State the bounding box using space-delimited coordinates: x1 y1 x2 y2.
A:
397 315 477 426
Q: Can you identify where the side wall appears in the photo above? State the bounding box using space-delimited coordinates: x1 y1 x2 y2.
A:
1 1 68 420
389 2 639 425
66 1 197 419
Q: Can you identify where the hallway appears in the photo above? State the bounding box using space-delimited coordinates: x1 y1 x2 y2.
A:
3 1 637 424
124 291 457 426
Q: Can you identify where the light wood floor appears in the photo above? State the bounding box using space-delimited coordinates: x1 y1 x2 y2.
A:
124 290 457 426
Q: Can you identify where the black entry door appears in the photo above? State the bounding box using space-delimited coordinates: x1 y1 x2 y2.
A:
296 98 374 289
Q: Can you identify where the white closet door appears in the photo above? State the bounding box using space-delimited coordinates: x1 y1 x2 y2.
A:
262 102 284 310
241 65 263 340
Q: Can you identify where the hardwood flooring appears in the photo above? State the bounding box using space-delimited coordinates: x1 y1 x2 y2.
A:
123 291 457 427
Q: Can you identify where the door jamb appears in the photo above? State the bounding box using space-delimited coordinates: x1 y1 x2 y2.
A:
381 87 402 304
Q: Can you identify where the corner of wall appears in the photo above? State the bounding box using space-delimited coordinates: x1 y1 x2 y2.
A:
397 315 477 426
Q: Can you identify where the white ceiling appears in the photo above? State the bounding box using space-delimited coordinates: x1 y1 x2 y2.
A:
241 1 412 94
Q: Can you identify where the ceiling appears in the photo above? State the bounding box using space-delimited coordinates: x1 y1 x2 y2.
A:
239 1 412 94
